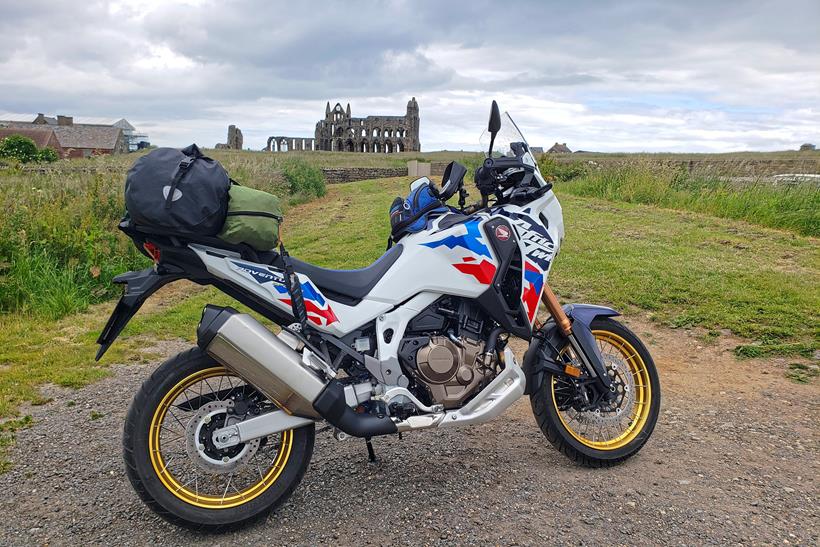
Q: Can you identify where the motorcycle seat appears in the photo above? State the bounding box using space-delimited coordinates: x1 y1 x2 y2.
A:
290 244 403 302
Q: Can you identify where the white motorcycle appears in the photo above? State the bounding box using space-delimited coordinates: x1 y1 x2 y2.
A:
98 102 660 530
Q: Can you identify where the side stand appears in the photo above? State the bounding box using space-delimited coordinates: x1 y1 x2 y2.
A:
365 437 377 463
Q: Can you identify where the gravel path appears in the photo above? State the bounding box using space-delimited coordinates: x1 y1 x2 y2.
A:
1 320 817 546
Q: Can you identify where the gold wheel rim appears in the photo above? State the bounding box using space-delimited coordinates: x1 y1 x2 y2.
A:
148 367 293 509
552 330 652 451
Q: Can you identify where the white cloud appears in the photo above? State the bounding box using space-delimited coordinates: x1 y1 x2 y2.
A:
0 0 818 151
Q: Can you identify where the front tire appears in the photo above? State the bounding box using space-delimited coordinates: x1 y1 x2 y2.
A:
530 317 661 467
123 347 314 531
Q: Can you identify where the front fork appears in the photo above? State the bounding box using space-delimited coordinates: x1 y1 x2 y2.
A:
537 285 615 397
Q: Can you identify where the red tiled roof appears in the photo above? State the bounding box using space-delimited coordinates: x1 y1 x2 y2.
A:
0 128 58 149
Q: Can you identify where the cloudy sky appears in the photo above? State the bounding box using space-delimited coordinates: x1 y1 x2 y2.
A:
1 0 818 152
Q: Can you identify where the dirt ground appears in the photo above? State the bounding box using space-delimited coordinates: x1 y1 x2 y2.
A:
0 317 817 546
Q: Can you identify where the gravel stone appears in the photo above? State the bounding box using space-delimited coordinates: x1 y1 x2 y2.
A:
0 321 817 546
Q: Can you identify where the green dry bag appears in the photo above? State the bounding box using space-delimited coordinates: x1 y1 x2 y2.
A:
218 184 283 251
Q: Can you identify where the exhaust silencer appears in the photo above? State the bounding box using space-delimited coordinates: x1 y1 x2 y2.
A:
197 305 325 418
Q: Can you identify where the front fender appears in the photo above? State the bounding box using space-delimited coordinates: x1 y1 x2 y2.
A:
522 304 620 395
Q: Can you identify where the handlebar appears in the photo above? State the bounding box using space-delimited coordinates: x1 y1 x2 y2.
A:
474 156 536 197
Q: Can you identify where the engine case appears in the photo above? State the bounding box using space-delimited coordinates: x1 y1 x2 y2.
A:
412 336 494 409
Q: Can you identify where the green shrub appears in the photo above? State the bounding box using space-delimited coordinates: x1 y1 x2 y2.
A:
0 135 40 163
282 158 326 198
37 147 59 163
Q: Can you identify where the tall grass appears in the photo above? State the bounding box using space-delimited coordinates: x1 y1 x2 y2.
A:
0 153 328 319
0 170 147 318
556 162 819 237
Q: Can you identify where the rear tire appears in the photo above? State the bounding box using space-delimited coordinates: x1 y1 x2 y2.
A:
530 317 660 467
123 347 314 531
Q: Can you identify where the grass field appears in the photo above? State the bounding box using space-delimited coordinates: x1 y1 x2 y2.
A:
551 162 819 237
1 151 818 468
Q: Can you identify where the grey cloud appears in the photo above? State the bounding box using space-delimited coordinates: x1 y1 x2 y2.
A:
0 0 818 150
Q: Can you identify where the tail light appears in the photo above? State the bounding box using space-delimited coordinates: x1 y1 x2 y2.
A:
143 242 161 264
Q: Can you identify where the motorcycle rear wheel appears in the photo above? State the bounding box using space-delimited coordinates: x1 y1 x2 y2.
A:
123 347 314 531
530 317 661 467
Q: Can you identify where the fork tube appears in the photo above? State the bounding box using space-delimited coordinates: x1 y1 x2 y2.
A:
541 284 572 336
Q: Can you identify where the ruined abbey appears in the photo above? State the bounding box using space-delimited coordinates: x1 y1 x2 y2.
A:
267 98 419 153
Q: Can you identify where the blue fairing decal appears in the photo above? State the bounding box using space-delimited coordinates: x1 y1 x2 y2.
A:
422 219 491 259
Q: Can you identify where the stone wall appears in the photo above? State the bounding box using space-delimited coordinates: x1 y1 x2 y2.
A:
430 162 449 176
321 167 407 184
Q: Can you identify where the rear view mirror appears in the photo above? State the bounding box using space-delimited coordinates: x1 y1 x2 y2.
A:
487 100 501 156
488 100 501 134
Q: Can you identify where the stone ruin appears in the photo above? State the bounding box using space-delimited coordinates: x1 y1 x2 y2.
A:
215 125 243 149
267 98 420 153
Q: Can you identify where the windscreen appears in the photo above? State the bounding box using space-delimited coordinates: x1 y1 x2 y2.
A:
479 111 547 187
480 112 527 158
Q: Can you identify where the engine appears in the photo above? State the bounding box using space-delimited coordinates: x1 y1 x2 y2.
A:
398 298 498 409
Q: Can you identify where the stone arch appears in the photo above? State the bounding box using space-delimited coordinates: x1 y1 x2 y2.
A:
396 141 404 153
334 138 343 152
360 140 368 152
345 139 354 152
384 140 393 153
361 128 367 137
373 141 381 153
372 127 380 138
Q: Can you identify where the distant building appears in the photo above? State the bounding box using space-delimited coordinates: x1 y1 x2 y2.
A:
547 142 572 153
0 113 145 157
799 143 816 151
529 146 544 154
32 113 57 125
0 127 63 156
267 98 420 153
215 125 244 150
112 119 149 152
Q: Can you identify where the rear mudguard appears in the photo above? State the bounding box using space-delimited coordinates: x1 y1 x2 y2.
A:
95 267 182 360
522 304 620 395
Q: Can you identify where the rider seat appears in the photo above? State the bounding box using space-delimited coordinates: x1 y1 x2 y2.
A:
290 244 403 303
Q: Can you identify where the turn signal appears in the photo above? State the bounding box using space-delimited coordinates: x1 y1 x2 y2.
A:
564 364 582 378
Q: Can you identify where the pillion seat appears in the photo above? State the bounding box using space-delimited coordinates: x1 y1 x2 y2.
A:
290 244 403 303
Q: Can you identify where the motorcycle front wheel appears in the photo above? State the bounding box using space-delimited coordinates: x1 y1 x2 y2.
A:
530 317 661 467
123 347 314 531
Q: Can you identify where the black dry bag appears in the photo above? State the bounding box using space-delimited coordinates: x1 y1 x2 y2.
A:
124 144 231 236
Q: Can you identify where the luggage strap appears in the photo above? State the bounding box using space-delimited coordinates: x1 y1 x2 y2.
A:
279 243 310 333
164 156 197 209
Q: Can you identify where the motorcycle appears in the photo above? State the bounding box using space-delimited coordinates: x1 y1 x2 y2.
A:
98 101 660 530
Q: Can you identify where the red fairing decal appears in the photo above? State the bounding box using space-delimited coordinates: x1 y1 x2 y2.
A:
522 261 545 322
453 259 497 285
278 298 339 326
